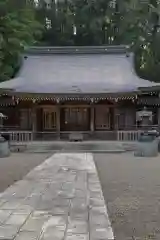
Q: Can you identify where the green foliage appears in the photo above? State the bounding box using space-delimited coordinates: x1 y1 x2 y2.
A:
1 0 160 82
36 0 155 46
130 0 160 82
0 0 42 82
35 0 160 82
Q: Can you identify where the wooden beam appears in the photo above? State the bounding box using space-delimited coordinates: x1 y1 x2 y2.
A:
36 105 57 109
94 104 115 108
60 105 90 108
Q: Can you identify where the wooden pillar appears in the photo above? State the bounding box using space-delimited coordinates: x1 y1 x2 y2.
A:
157 94 160 128
32 104 37 140
158 108 160 128
56 105 60 139
90 105 95 132
32 110 36 132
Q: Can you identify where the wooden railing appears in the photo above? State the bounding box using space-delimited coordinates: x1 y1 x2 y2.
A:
0 130 143 142
1 131 33 142
117 130 142 141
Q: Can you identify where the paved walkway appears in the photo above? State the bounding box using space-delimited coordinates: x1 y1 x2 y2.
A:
0 153 114 240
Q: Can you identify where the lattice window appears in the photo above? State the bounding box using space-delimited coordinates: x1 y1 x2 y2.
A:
43 109 57 130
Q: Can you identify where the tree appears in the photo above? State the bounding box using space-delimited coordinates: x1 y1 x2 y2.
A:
128 0 160 82
0 0 42 81
2 0 160 82
37 0 119 46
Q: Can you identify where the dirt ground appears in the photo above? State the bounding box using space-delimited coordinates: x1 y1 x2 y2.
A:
0 153 51 193
94 153 160 240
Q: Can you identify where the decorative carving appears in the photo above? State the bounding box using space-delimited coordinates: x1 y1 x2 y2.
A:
56 98 60 104
90 98 94 104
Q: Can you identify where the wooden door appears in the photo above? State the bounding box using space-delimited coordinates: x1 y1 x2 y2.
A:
20 109 32 130
61 107 89 131
95 106 111 130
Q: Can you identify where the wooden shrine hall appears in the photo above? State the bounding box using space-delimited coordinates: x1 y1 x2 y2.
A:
0 45 160 141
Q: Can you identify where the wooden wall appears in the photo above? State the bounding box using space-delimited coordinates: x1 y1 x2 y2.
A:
1 99 153 131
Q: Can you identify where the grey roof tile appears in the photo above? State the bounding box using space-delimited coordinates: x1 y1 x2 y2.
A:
0 50 159 94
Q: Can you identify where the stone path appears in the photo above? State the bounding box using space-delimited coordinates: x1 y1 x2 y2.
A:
0 153 114 240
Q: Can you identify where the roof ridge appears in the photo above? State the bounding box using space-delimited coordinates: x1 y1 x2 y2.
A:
25 45 129 55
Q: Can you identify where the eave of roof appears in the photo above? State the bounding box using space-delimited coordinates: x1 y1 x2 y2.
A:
4 90 139 102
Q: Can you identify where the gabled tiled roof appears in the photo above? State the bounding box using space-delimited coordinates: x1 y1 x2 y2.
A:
0 46 159 94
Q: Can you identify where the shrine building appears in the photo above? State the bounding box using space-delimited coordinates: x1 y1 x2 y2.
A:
0 45 160 141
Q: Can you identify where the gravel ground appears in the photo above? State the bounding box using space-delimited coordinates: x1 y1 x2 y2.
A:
94 152 160 240
0 153 51 193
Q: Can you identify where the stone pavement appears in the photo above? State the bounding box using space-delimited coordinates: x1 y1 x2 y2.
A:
0 153 114 240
